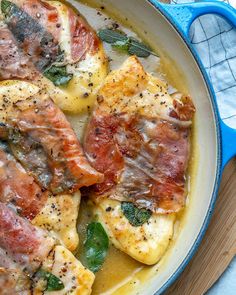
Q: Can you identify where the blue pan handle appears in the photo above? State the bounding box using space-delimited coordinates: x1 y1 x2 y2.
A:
150 1 236 168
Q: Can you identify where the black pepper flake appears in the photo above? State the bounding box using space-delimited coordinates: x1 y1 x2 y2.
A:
112 22 119 29
83 92 89 98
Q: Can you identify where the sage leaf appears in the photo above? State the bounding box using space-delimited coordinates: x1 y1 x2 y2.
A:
128 38 153 58
113 38 130 51
98 28 158 58
84 222 109 273
1 0 12 17
36 269 64 291
44 65 73 86
98 29 127 44
121 202 152 227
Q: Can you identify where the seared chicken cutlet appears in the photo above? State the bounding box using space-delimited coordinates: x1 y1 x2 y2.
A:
32 192 81 252
33 246 95 295
0 0 108 113
0 204 95 295
0 81 103 194
84 56 195 264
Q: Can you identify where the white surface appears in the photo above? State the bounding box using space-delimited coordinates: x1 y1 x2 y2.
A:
207 257 236 295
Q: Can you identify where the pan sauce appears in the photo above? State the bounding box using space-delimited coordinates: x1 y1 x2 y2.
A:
64 1 198 293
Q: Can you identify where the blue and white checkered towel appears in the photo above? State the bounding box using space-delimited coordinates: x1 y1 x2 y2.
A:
172 0 236 128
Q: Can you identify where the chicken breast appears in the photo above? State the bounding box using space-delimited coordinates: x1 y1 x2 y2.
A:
0 0 108 113
0 80 103 194
84 56 195 264
0 204 94 294
33 246 95 295
32 192 81 252
94 199 175 265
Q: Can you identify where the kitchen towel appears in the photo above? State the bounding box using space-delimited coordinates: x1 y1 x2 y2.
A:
172 0 236 128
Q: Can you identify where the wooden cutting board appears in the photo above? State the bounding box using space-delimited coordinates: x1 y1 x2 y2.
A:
165 158 236 295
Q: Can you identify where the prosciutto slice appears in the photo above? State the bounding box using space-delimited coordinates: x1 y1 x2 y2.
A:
0 203 54 272
0 142 48 219
84 57 195 213
68 5 100 62
0 97 103 194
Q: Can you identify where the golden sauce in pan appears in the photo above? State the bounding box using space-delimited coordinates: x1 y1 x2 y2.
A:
63 1 198 293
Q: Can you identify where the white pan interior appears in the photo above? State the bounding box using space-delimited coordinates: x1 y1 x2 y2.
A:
73 0 219 293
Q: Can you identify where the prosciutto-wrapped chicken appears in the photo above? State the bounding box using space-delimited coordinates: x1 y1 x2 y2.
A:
85 56 195 213
0 203 95 294
0 0 108 113
0 92 103 194
84 56 195 264
0 203 55 273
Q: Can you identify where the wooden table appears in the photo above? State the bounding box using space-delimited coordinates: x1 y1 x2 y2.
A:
165 158 236 295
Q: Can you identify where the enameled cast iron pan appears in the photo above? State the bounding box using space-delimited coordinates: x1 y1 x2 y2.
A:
97 1 236 293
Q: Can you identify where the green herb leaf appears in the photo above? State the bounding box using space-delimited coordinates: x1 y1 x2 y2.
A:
121 202 152 227
43 65 73 86
113 38 130 51
1 0 13 17
36 269 65 291
98 29 158 58
84 222 109 273
128 38 154 58
98 29 127 44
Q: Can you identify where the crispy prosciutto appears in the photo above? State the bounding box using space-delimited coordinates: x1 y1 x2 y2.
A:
0 97 103 194
0 0 100 79
0 142 48 219
0 203 54 273
84 57 195 214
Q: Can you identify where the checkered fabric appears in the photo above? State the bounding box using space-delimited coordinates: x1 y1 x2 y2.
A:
172 0 236 128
